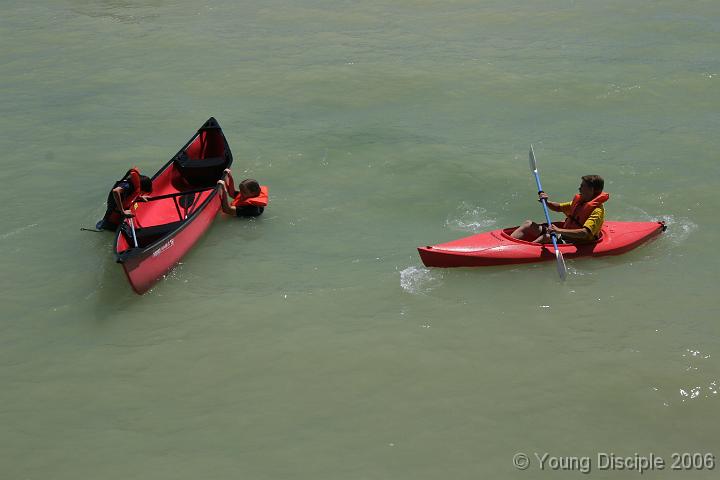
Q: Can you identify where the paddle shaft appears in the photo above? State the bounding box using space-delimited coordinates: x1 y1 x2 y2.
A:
531 172 561 246
529 145 566 281
128 217 138 248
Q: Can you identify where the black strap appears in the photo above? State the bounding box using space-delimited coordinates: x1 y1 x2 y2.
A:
143 186 215 202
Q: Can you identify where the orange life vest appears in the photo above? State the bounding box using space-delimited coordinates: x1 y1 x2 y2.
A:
103 168 146 228
121 167 143 210
563 192 609 229
232 185 269 208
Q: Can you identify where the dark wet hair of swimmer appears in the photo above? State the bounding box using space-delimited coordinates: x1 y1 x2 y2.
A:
238 178 261 197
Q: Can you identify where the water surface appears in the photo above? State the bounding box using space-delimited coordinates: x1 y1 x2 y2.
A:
2 1 719 478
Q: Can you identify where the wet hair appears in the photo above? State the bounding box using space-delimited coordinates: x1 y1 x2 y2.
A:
581 175 604 193
139 175 153 193
239 178 261 197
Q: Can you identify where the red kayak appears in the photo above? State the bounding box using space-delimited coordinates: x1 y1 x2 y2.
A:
114 117 232 294
418 221 666 268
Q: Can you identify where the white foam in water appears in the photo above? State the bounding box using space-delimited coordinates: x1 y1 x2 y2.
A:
564 264 589 277
399 266 440 294
623 208 698 246
445 202 497 233
658 215 698 245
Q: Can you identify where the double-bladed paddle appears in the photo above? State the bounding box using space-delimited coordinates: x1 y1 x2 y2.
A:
529 145 567 281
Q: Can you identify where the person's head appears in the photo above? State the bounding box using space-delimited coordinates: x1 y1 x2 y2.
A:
139 175 153 193
579 175 604 202
238 179 261 198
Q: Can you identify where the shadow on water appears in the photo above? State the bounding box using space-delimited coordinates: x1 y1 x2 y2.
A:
85 212 269 322
89 245 140 323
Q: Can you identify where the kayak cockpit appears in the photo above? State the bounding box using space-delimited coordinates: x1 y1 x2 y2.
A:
498 222 604 246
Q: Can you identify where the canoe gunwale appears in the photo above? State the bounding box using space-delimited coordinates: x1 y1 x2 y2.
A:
113 184 220 264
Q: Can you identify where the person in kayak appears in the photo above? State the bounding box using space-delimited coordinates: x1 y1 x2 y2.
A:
217 169 268 217
96 167 153 230
510 175 608 244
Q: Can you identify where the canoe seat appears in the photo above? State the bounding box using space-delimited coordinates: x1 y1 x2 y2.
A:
174 151 231 187
123 220 185 248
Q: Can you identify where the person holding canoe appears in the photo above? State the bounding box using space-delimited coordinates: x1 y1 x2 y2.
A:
510 175 608 244
217 169 268 217
96 167 153 231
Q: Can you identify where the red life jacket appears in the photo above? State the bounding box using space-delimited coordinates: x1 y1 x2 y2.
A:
120 167 143 210
563 192 609 229
232 185 269 208
105 168 146 227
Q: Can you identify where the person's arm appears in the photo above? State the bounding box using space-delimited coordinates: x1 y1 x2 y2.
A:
538 192 563 212
112 187 133 218
223 169 237 197
217 180 236 215
548 224 594 241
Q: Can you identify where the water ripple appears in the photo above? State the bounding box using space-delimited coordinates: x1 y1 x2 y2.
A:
445 202 497 233
624 208 698 245
677 348 717 403
399 266 441 295
658 215 698 245
0 223 38 241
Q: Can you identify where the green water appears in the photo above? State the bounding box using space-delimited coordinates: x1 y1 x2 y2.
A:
2 1 719 478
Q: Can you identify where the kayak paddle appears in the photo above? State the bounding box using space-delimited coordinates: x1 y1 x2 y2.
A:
529 145 567 281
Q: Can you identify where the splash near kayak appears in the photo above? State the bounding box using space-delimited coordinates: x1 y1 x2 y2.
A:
113 117 233 294
418 221 666 268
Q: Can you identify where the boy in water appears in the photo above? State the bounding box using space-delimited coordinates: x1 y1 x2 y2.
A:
511 175 608 244
217 169 268 217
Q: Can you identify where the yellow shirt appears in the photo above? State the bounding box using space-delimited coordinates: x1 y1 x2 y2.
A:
558 202 605 238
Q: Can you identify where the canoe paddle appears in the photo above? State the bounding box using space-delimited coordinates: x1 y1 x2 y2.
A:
124 213 139 248
529 145 567 281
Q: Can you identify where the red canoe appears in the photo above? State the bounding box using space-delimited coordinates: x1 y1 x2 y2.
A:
418 221 666 268
114 117 232 294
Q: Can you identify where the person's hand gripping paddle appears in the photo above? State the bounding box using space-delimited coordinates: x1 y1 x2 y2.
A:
529 145 567 281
